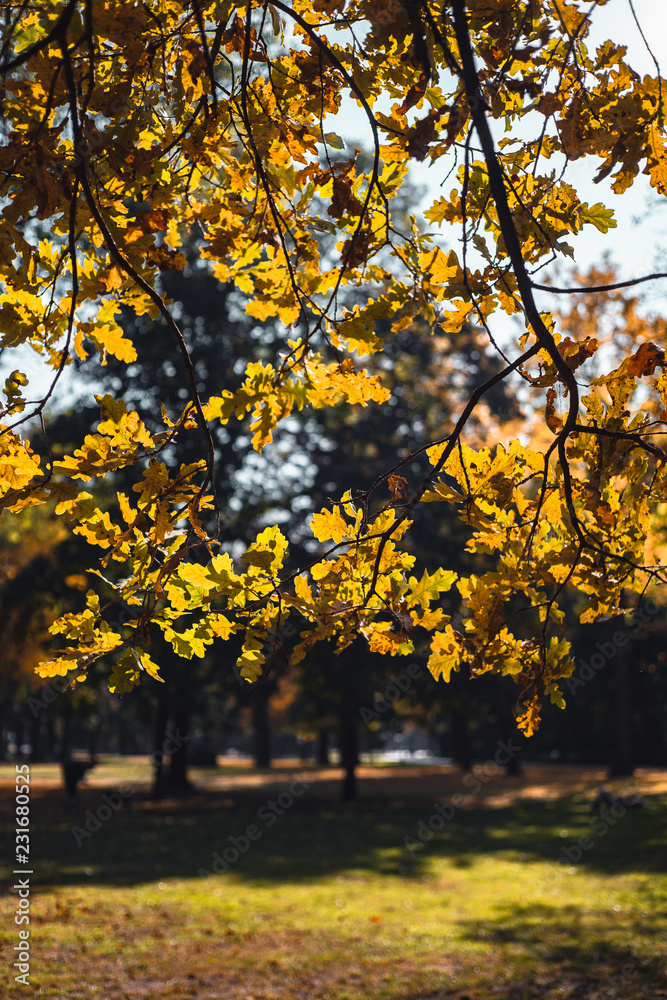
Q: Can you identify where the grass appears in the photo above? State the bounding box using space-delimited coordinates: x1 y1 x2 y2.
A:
1 760 666 999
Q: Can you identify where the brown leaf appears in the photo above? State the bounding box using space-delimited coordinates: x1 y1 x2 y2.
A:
503 77 542 99
406 108 446 161
341 227 372 269
624 342 664 377
146 246 187 272
559 335 598 371
444 103 466 146
328 175 364 219
136 208 171 233
392 600 413 633
397 72 429 115
537 92 562 117
555 93 585 160
545 387 563 434
580 484 614 527
330 600 352 615
388 474 409 500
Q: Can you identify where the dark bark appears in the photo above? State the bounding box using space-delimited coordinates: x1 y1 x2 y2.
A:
151 695 170 800
504 746 522 775
166 701 192 792
339 711 358 802
116 709 127 756
59 714 71 763
316 729 330 766
29 712 42 763
252 685 271 768
498 699 522 775
88 721 98 763
337 647 363 801
436 722 449 760
451 709 472 771
0 706 8 761
62 759 93 801
609 643 634 777
45 714 56 761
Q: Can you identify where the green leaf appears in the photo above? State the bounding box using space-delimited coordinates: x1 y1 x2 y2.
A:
323 132 346 150
579 202 616 233
109 653 141 694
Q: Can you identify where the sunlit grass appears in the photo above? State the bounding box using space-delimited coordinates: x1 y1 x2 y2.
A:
1 765 666 998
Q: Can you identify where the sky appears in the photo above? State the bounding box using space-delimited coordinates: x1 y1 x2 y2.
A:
9 0 667 411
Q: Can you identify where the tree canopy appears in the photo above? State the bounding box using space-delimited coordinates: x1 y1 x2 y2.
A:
2 0 667 736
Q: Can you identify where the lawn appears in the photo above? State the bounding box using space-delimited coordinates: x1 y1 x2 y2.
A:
1 760 666 999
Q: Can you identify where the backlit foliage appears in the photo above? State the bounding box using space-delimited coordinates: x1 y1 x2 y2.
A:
1 0 667 734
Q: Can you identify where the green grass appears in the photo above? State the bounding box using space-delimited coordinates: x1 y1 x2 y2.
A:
1 763 666 998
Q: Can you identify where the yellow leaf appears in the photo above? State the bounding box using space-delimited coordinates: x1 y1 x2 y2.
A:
242 525 289 574
427 626 464 682
209 613 237 640
311 506 349 544
134 648 164 682
516 696 541 737
294 574 314 605
35 657 78 679
406 568 457 609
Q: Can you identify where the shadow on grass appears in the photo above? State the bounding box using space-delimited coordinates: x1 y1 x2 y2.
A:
455 902 667 997
4 776 666 890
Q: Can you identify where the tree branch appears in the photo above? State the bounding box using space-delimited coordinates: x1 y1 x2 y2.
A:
0 0 77 73
532 273 667 295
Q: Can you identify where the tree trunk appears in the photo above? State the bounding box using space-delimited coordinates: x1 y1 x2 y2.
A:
504 747 522 775
88 721 98 763
609 643 634 777
253 685 271 768
339 712 358 802
44 714 57 761
0 706 9 761
29 711 42 763
498 700 522 775
116 709 127 756
316 729 330 767
151 696 170 800
451 709 472 771
59 714 71 763
436 721 449 759
166 701 192 793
